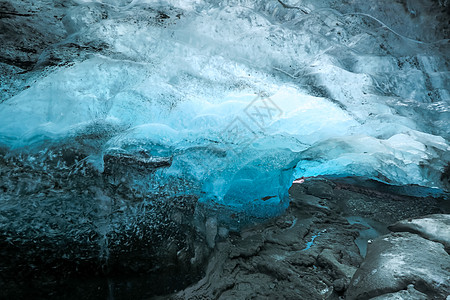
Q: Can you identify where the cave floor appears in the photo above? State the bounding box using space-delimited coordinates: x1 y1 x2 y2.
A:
1 177 448 299
167 177 449 300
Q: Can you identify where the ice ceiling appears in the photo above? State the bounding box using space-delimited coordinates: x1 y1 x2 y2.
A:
0 0 449 217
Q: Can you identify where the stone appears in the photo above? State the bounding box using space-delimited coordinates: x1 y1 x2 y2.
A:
370 284 427 300
291 194 330 211
388 214 450 252
333 278 349 293
229 233 265 258
306 180 334 199
346 232 450 299
317 248 357 279
205 217 218 248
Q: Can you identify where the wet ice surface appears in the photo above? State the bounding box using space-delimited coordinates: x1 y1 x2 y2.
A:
0 0 449 216
300 229 326 251
345 216 388 257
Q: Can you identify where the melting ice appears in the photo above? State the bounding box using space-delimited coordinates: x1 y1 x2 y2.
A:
0 0 449 220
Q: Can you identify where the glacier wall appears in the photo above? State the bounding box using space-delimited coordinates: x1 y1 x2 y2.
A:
0 0 449 221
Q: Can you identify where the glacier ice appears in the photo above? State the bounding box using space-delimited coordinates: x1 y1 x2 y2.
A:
0 0 449 224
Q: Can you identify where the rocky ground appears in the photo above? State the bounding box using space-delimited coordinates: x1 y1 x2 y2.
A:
0 176 449 299
166 177 450 300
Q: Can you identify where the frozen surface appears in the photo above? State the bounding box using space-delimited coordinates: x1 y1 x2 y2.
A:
0 0 449 221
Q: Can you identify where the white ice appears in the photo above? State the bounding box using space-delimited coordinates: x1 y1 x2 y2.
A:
0 0 449 215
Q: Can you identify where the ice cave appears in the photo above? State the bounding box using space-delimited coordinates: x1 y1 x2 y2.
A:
0 0 449 299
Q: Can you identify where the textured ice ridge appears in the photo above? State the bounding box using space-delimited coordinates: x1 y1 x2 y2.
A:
0 0 449 216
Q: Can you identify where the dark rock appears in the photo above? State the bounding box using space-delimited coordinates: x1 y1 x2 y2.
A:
346 232 450 299
441 162 450 189
370 284 428 299
333 185 444 225
306 180 334 199
388 214 450 252
333 278 349 293
229 233 265 258
291 193 331 211
317 248 357 279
